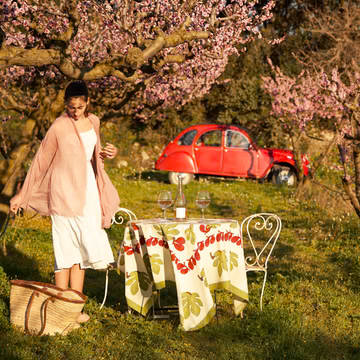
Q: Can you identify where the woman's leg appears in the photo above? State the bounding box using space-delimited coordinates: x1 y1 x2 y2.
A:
55 268 70 290
69 264 85 293
69 264 89 323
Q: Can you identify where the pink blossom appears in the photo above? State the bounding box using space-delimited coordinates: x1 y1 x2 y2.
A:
1 0 275 118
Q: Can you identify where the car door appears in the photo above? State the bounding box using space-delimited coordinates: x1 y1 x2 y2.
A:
194 129 223 174
222 129 257 177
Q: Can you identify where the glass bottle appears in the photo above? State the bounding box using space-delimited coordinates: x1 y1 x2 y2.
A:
174 175 187 220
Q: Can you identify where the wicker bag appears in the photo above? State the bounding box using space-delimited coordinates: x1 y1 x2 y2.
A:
10 280 87 336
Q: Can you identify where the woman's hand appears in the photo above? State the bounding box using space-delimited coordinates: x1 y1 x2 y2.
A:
10 193 22 215
100 142 118 161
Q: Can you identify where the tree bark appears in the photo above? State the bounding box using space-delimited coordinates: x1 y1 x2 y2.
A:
287 131 309 198
341 176 360 218
295 130 339 199
291 132 305 183
344 110 360 218
0 119 37 221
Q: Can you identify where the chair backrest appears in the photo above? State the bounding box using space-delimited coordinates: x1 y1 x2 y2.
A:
111 207 137 225
111 208 137 273
240 213 281 269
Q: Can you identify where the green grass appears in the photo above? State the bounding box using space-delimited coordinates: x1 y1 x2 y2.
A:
1 171 359 360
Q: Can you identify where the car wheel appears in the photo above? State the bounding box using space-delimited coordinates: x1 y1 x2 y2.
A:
272 166 297 186
168 172 194 185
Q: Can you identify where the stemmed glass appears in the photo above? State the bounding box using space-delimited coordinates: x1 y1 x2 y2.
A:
157 191 173 219
195 191 210 219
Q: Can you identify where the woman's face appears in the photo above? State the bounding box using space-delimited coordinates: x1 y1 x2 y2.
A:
66 97 89 120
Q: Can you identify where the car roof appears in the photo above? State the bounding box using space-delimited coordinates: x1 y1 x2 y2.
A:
178 123 256 141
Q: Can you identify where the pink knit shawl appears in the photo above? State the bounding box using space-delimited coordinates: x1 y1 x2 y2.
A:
11 113 120 228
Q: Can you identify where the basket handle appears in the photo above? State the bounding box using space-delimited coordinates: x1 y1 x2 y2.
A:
25 291 56 336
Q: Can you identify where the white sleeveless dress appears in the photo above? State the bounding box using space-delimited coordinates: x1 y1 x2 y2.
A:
51 127 115 272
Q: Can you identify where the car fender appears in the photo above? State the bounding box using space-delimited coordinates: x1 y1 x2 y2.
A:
155 151 197 173
267 162 298 178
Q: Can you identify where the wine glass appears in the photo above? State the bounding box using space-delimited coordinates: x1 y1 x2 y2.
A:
157 191 173 219
195 190 210 219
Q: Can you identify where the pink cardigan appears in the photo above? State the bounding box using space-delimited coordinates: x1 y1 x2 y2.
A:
11 113 120 228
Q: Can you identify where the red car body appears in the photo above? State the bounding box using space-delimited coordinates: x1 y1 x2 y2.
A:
155 124 309 184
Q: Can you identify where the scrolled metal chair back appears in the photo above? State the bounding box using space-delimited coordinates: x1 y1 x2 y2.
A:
111 207 137 272
111 207 137 225
240 213 281 270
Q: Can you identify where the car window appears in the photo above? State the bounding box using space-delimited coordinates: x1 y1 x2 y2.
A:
225 130 249 149
195 130 222 147
177 129 198 146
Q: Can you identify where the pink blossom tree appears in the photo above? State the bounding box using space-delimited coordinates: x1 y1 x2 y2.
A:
0 0 275 214
262 61 360 217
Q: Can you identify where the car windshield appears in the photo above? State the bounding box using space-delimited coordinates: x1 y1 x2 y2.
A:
177 129 198 146
225 130 249 149
195 130 222 147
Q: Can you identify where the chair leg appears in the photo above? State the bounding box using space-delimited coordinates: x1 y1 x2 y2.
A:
259 270 267 311
214 291 219 325
157 289 161 308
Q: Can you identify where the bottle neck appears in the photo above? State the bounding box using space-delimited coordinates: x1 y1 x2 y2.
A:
178 177 183 194
175 176 186 219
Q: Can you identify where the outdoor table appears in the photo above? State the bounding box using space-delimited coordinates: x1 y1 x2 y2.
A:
119 218 249 331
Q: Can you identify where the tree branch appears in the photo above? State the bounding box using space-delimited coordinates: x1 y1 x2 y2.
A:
12 1 80 46
0 88 30 113
304 129 333 142
0 27 208 80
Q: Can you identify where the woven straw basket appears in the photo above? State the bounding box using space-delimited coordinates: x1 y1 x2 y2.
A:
10 280 87 336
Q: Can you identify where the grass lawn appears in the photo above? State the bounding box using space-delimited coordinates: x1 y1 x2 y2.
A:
0 171 359 360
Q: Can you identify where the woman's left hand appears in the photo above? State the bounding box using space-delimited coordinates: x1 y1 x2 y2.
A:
100 142 118 160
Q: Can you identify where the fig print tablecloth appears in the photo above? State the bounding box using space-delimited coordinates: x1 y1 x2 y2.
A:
119 218 248 331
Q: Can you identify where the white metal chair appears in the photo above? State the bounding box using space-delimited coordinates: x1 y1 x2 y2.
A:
111 207 137 269
111 207 137 224
100 207 137 310
240 213 282 311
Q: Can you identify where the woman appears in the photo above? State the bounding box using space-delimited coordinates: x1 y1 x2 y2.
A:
10 81 120 323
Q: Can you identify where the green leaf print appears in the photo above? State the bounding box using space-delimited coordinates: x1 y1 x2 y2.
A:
182 292 203 319
143 253 152 276
230 222 238 229
185 225 196 245
124 229 132 242
213 250 228 277
153 225 162 234
200 268 208 287
126 271 140 295
126 271 151 295
138 272 152 291
149 254 164 275
230 251 238 271
153 224 180 240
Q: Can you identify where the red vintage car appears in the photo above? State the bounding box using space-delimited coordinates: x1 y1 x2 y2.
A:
155 124 309 186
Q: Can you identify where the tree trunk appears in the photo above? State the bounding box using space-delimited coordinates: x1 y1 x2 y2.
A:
296 130 339 199
0 118 37 226
344 110 360 218
287 131 307 197
291 137 304 183
341 176 360 218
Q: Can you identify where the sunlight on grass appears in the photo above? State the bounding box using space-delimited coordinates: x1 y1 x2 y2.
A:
1 173 359 359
